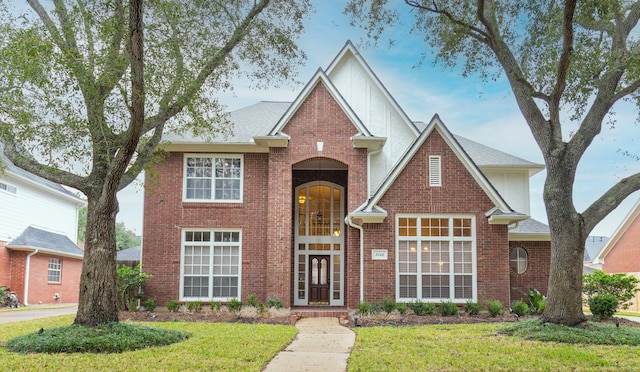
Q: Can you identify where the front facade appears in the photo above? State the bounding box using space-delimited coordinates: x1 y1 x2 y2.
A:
142 42 550 309
1 143 84 305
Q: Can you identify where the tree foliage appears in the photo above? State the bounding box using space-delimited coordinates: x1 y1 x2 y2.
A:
346 0 640 326
583 270 640 305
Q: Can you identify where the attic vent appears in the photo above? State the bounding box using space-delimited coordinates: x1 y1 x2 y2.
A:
429 156 442 187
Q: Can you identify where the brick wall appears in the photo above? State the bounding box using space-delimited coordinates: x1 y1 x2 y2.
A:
603 213 640 273
509 240 551 303
0 241 10 287
26 254 82 304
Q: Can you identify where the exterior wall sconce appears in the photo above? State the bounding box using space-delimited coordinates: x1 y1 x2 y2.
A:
299 195 306 204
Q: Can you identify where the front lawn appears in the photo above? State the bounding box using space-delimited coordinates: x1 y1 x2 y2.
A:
349 322 640 371
0 315 296 371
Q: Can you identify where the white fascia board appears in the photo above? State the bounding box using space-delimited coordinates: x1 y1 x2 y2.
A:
5 245 83 259
160 142 270 153
508 231 551 242
351 135 386 151
487 213 530 225
479 165 545 177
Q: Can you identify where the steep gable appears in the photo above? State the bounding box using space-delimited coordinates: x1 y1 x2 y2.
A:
595 198 640 273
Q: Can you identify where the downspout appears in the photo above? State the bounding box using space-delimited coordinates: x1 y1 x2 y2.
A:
24 249 39 306
346 215 365 302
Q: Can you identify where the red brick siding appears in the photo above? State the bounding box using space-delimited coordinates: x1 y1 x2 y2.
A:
509 241 550 303
9 250 26 301
26 254 82 304
0 241 10 287
603 213 640 273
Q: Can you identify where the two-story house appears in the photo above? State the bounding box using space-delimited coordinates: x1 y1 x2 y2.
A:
1 143 85 305
142 41 550 310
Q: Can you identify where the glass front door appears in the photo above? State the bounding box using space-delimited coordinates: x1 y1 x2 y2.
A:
294 182 344 306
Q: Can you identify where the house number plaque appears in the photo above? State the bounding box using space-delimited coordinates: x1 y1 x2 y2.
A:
372 249 388 260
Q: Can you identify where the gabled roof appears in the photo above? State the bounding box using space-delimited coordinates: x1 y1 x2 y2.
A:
117 245 141 262
508 218 551 241
355 114 527 224
454 135 544 176
0 142 84 205
584 236 609 262
7 226 83 259
594 197 640 264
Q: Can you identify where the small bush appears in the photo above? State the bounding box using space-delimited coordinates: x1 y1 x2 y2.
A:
396 303 408 315
210 301 221 311
143 297 157 312
267 298 284 309
411 300 435 315
227 298 243 312
524 288 546 314
358 301 381 314
486 300 505 317
382 297 397 314
438 301 459 316
589 293 618 319
166 299 180 312
247 293 258 307
511 300 529 316
186 301 203 312
583 270 640 309
464 300 481 315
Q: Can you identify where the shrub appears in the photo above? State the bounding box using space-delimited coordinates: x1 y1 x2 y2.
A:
396 303 408 315
589 293 618 319
227 298 243 312
464 300 481 315
186 300 203 312
486 300 505 317
210 301 221 311
247 293 258 307
166 299 180 312
358 301 381 314
382 297 397 314
583 270 640 309
511 300 529 317
438 301 459 316
267 298 284 309
143 297 157 312
411 300 435 315
524 288 546 314
116 264 151 311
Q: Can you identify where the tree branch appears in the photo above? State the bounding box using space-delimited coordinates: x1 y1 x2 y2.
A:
405 0 489 43
95 0 128 100
549 0 576 109
582 172 640 234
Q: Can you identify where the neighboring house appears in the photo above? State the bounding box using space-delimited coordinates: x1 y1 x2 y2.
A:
117 246 141 268
583 236 609 274
593 198 640 311
0 143 85 305
142 41 549 310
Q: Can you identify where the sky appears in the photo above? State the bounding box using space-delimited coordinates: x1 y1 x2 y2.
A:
116 1 640 237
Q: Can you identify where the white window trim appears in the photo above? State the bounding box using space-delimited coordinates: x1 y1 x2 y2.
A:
510 247 528 274
0 181 17 195
395 214 477 303
428 155 442 187
179 228 242 302
48 257 62 283
182 154 244 203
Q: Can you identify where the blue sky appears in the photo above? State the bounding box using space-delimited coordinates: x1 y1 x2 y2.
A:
117 1 640 237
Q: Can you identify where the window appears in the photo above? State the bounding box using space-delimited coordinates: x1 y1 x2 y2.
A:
510 247 528 274
184 155 243 201
0 181 17 194
429 156 442 186
48 258 62 283
397 216 475 302
181 229 241 300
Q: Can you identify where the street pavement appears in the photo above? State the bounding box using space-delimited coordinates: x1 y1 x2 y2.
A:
0 304 77 323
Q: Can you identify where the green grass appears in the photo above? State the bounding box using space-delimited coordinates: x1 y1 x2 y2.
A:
349 322 640 371
0 315 296 371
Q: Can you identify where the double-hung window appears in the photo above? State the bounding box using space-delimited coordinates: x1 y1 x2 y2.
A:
181 230 241 301
184 155 243 202
48 258 62 283
397 216 475 302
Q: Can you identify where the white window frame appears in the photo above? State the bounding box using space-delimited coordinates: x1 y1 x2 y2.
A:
183 154 244 202
0 181 17 195
179 229 242 302
510 247 528 274
48 257 62 283
396 214 476 303
428 156 442 187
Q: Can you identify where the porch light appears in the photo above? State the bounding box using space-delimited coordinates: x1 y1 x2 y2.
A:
299 195 306 204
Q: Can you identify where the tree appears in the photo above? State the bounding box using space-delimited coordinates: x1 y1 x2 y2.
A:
115 221 140 251
346 0 640 325
0 0 310 326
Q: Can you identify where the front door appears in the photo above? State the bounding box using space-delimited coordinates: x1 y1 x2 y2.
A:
309 255 330 304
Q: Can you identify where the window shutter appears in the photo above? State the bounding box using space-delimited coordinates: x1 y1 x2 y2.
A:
429 156 442 186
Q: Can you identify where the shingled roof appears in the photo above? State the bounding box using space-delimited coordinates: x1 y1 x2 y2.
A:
7 226 83 258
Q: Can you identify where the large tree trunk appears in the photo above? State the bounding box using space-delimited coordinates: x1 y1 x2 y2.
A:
542 161 587 326
74 192 120 326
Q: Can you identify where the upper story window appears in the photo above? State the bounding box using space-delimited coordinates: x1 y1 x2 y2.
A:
48 258 62 283
183 154 243 202
0 181 17 195
429 156 442 187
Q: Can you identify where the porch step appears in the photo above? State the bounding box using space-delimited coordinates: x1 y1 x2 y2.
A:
291 307 350 319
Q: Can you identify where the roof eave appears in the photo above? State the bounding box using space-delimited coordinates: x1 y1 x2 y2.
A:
487 214 530 225
5 245 83 259
347 210 388 224
253 135 290 148
507 232 552 242
351 136 386 151
160 142 270 153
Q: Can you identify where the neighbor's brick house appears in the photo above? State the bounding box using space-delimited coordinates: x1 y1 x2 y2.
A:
142 41 550 309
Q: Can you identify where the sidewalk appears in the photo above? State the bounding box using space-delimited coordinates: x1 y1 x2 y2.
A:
263 317 355 372
0 304 77 323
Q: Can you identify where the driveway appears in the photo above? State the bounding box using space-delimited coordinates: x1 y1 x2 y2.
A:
0 305 77 323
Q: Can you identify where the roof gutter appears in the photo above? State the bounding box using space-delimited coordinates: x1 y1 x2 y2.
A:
346 214 364 302
24 249 38 306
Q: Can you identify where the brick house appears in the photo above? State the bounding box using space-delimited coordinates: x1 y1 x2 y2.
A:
142 41 550 309
1 143 84 305
593 198 640 310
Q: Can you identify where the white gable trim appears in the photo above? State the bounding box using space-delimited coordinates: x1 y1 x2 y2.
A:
593 197 640 264
325 41 420 137
268 68 371 137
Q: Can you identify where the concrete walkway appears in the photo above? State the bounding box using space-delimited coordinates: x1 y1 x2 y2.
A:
0 304 77 323
263 317 355 372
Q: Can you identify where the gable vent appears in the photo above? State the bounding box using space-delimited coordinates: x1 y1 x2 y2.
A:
429 156 442 187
